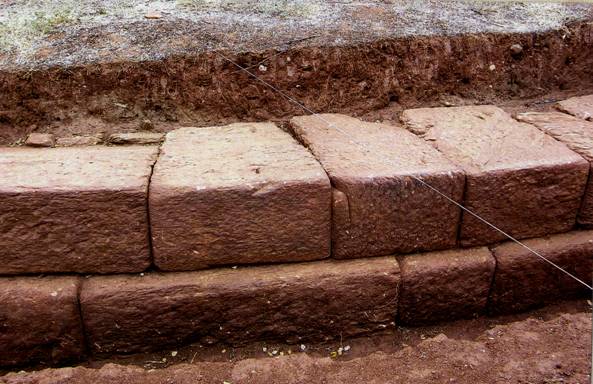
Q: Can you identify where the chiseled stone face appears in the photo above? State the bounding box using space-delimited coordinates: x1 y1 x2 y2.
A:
0 276 84 367
0 146 158 274
398 247 495 325
516 111 593 227
80 257 400 354
149 123 331 271
557 94 593 121
401 105 589 246
489 230 593 314
289 114 464 259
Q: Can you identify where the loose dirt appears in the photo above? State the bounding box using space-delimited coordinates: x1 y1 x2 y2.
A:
0 2 592 145
2 300 591 383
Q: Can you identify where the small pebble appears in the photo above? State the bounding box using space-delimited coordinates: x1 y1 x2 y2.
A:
510 44 523 55
171 351 177 357
300 344 306 351
489 64 496 71
145 11 162 19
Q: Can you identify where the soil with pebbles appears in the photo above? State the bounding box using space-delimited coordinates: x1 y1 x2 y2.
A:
1 300 591 384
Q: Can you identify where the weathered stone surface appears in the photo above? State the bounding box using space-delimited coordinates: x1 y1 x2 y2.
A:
397 247 495 325
0 146 158 274
515 111 593 227
149 123 331 271
80 257 400 354
557 94 593 121
108 132 164 145
56 134 103 146
489 230 593 314
401 105 589 246
24 133 54 147
289 114 464 259
0 276 84 367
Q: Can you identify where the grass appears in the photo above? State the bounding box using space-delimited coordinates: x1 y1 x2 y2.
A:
175 0 320 18
0 1 77 53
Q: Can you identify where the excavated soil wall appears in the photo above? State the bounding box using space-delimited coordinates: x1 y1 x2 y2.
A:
1 21 593 144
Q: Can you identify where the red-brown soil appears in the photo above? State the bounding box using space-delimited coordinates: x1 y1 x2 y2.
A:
1 20 593 145
1 300 591 384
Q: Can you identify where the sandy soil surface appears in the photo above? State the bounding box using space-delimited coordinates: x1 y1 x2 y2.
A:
1 300 591 383
0 0 592 69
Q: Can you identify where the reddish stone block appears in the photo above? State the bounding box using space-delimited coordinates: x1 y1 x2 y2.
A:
80 257 400 354
149 123 331 271
489 230 593 314
0 276 84 367
557 94 593 121
398 247 495 325
0 146 158 274
401 105 589 246
516 111 593 227
289 114 464 259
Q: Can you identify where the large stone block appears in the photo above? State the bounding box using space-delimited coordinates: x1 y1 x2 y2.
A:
557 94 593 121
289 114 464 259
0 146 158 274
0 276 84 367
489 230 593 314
515 111 593 227
401 105 589 246
149 123 331 271
80 257 400 354
397 247 495 325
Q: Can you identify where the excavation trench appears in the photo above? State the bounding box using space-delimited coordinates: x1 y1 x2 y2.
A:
1 20 593 144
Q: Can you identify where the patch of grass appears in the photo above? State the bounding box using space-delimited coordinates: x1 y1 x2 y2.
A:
176 0 320 18
0 2 77 53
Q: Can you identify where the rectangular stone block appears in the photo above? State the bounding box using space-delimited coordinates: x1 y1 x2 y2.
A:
515 111 593 227
401 105 589 246
489 230 593 314
557 94 593 121
0 276 84 367
397 247 495 325
0 146 158 274
80 257 400 354
289 114 465 259
149 123 331 271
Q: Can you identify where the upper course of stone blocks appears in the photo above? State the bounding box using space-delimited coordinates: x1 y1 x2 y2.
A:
557 94 593 121
401 105 589 246
149 123 331 271
0 146 158 274
516 111 593 227
290 114 464 258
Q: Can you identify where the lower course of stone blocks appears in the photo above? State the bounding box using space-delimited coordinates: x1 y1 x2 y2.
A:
0 277 84 367
1 230 591 367
80 257 400 355
397 247 495 325
488 230 593 315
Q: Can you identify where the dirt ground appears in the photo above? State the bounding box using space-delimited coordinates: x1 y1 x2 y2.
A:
1 300 591 383
1 0 591 69
0 1 592 145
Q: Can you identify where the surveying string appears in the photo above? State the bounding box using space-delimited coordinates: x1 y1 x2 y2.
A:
216 50 593 291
